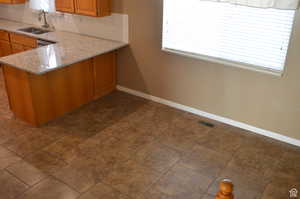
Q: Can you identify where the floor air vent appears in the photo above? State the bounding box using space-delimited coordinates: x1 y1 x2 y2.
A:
199 121 215 128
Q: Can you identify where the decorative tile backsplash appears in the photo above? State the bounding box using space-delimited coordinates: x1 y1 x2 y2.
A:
0 3 128 43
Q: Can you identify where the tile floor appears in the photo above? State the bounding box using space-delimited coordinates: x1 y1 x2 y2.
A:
0 70 299 199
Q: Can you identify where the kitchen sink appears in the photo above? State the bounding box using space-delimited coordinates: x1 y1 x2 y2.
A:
18 27 52 35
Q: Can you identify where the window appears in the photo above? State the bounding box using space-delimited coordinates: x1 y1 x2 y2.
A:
162 0 296 74
29 0 55 12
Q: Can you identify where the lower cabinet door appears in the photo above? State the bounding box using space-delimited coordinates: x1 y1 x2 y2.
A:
93 51 116 98
0 40 12 57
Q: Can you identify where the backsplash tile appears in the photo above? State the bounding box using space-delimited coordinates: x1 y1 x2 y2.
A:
0 3 128 43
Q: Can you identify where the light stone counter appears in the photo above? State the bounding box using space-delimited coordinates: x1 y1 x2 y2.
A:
0 19 128 75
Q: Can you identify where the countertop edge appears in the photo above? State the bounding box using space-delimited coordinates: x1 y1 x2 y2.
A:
0 43 128 75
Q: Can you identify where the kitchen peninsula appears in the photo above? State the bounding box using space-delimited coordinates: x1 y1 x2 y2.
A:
0 19 127 126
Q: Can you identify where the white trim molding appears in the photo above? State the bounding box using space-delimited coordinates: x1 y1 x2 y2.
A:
117 85 300 147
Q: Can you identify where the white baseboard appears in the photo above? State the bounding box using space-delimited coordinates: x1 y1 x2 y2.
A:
117 85 300 147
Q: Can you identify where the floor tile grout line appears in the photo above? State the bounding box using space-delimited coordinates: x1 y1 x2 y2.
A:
138 144 199 198
50 174 81 194
47 143 144 198
23 174 50 189
3 168 29 188
4 156 78 197
1 143 23 159
87 145 190 199
33 153 82 194
14 177 51 199
114 125 224 198
139 158 181 198
1 131 64 160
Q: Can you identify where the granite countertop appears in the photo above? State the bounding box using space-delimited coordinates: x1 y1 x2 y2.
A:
0 19 128 75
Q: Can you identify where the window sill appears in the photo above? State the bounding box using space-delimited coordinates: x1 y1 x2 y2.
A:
162 48 284 77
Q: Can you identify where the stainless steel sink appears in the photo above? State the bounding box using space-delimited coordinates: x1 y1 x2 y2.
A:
18 27 52 35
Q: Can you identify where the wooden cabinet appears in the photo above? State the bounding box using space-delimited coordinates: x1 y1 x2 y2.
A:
10 33 37 48
1 29 117 126
10 33 37 53
0 0 26 4
0 40 11 57
75 0 97 16
2 51 117 126
55 0 75 13
56 0 111 17
11 43 25 54
93 51 116 98
0 30 10 41
0 30 11 57
0 31 36 57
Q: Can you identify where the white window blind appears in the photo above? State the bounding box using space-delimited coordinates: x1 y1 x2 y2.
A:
162 0 296 73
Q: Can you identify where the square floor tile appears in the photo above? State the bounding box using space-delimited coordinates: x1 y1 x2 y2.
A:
133 141 184 173
275 148 300 179
6 160 48 186
228 146 278 176
19 177 79 199
241 135 286 158
196 128 244 156
52 156 110 193
24 151 67 174
178 145 231 177
78 183 129 199
145 165 212 199
43 135 85 163
103 160 161 197
158 126 201 152
0 146 22 169
0 170 28 199
3 131 56 157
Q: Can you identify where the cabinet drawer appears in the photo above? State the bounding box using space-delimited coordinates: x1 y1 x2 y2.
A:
10 33 37 48
0 30 10 41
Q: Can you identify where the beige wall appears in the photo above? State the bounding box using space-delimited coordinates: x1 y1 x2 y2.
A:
112 0 300 140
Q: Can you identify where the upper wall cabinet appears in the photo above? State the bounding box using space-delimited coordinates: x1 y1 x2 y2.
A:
55 0 75 13
0 0 26 4
56 0 111 17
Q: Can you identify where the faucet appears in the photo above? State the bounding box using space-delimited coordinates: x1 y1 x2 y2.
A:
38 10 50 29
